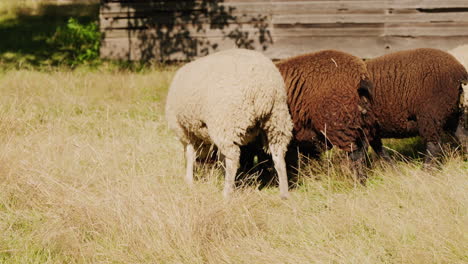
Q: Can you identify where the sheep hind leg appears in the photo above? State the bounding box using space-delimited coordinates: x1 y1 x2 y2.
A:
424 141 442 166
454 122 468 154
370 137 391 161
270 146 289 200
262 133 290 199
285 143 300 177
349 146 368 184
223 151 240 199
185 143 196 185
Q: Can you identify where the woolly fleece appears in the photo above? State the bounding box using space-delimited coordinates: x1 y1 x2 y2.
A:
165 49 293 197
366 48 468 149
449 44 468 107
276 50 375 153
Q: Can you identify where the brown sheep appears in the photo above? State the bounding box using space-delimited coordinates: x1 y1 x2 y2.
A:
366 48 468 162
277 50 376 179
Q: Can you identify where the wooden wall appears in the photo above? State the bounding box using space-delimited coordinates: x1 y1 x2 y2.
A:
100 0 468 61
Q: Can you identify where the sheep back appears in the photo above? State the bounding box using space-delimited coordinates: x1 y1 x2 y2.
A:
276 50 375 152
366 48 468 140
165 49 292 157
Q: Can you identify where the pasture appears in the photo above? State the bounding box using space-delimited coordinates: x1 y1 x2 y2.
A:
0 68 466 263
0 1 467 263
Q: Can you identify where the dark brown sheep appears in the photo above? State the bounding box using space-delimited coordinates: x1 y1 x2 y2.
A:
277 50 376 179
366 48 468 162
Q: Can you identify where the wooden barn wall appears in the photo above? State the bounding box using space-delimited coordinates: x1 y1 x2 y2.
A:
99 0 468 61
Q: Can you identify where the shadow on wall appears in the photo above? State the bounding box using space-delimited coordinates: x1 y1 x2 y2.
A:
101 0 273 61
0 3 99 66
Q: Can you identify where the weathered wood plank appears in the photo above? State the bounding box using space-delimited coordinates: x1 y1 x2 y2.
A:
101 36 248 61
102 25 266 38
102 0 468 9
99 0 468 61
100 14 265 30
273 12 468 25
267 0 468 9
101 0 468 14
101 1 468 17
265 35 468 59
100 38 131 60
273 22 468 37
102 21 468 40
384 22 468 37
100 1 204 14
222 0 468 11
268 1 468 15
101 9 468 30
101 35 468 61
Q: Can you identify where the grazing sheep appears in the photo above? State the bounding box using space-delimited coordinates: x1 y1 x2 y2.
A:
276 50 376 179
165 49 293 198
366 48 468 161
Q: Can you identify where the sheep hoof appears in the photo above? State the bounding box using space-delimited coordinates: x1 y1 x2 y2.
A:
223 188 233 199
185 178 194 186
280 192 290 200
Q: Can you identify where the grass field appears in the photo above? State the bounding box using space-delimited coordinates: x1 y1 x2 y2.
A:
0 1 467 263
0 67 466 264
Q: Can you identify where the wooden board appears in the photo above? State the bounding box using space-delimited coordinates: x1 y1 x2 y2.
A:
266 35 468 59
99 0 468 61
101 35 468 61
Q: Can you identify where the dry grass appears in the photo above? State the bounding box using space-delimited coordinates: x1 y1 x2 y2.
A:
0 68 467 264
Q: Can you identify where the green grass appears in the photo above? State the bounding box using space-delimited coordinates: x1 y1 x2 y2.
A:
0 0 99 68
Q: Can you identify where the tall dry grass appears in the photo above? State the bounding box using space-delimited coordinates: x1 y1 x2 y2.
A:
0 68 467 263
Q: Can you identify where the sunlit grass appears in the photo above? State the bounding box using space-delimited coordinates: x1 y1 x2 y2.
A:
1 1 466 262
0 68 466 263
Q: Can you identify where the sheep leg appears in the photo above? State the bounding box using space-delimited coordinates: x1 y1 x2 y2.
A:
223 151 240 198
370 137 391 161
417 115 444 165
285 143 300 176
349 146 367 184
454 120 468 153
424 141 442 165
185 143 196 185
271 147 289 200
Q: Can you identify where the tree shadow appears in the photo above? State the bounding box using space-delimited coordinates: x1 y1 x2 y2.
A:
101 0 272 61
0 3 99 66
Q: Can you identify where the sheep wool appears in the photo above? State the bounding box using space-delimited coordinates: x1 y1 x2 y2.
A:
276 50 375 154
366 48 468 160
449 44 468 109
165 48 293 198
449 44 468 70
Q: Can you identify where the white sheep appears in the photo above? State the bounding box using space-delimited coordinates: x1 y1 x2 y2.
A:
165 49 293 199
449 45 468 105
449 45 468 151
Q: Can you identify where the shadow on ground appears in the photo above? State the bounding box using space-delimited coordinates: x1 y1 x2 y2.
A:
235 136 432 190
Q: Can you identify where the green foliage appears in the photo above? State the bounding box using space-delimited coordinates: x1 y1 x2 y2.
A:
48 17 100 66
0 2 100 69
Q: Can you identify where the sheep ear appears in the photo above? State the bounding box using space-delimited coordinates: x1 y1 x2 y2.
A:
358 79 373 101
